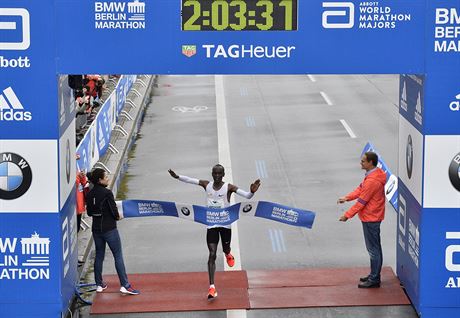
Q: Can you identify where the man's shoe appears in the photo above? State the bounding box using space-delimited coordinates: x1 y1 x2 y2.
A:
207 286 218 300
360 275 370 282
358 280 380 288
225 253 235 267
120 285 140 295
96 283 108 293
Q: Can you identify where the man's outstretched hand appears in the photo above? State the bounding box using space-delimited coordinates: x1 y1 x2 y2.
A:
250 179 261 193
168 169 179 179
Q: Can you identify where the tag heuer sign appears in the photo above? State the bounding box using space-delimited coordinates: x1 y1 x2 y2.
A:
182 45 196 57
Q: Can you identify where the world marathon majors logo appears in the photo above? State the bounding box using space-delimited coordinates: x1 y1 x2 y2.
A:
448 152 460 192
321 1 411 29
0 152 32 200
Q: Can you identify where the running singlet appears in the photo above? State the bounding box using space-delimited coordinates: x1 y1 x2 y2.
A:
206 182 230 229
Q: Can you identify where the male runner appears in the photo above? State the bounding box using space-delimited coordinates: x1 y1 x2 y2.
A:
168 164 261 299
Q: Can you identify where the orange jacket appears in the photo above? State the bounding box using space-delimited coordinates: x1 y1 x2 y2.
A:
76 173 88 215
344 168 386 222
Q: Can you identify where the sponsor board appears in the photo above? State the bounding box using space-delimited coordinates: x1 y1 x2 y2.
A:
419 208 460 309
398 115 423 205
58 119 76 210
396 182 421 310
399 74 424 132
0 140 58 213
424 135 460 208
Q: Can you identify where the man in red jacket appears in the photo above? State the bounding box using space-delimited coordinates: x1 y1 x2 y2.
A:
338 151 386 288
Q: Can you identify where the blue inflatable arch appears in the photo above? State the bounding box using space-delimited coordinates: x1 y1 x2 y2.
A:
0 1 459 317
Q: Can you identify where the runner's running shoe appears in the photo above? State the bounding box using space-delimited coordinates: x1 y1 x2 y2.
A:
207 286 218 300
226 252 235 267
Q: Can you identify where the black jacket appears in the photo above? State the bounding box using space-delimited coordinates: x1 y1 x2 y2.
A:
86 184 119 233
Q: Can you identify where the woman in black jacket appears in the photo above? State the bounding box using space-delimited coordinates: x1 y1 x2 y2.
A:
86 168 139 295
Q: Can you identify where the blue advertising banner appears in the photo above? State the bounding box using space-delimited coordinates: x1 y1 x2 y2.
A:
76 75 136 173
420 207 460 308
0 1 58 140
396 181 422 312
117 200 316 229
361 142 398 212
424 1 460 135
55 0 425 74
0 213 62 317
399 74 424 133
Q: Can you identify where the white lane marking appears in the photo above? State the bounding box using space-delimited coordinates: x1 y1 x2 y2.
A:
240 87 248 96
269 228 287 253
320 91 333 106
255 160 268 179
277 229 287 252
245 116 256 127
268 228 277 252
340 119 357 139
307 74 316 82
216 76 246 318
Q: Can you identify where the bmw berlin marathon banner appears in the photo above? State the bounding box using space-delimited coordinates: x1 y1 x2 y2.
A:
117 200 316 229
1 0 460 317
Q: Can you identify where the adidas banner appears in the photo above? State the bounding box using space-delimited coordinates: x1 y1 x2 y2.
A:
116 200 316 229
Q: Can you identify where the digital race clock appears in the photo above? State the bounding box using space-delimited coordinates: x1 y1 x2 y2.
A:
182 0 298 31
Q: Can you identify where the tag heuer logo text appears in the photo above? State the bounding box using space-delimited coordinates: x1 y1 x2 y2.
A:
0 152 32 200
182 45 196 57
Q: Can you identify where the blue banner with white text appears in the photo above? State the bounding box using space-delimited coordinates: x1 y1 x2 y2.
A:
117 200 316 229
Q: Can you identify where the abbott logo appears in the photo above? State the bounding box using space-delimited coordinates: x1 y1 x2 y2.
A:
322 2 354 29
0 8 30 50
0 87 32 121
446 232 460 272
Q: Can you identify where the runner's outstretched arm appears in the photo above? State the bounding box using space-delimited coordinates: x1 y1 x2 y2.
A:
168 169 208 189
230 179 261 199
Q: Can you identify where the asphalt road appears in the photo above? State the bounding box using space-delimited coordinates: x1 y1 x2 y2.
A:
80 75 418 318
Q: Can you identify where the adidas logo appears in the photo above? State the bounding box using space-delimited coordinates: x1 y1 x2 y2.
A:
449 93 460 111
0 87 32 121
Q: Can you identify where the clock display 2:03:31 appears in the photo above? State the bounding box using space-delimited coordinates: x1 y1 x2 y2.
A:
182 0 298 31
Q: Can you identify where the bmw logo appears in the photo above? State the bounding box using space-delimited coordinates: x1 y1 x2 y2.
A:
0 153 32 200
386 179 395 195
242 204 252 213
181 207 191 216
406 135 413 179
65 139 71 184
448 152 460 192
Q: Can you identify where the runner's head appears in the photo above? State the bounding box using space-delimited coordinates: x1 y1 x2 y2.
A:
212 164 225 183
